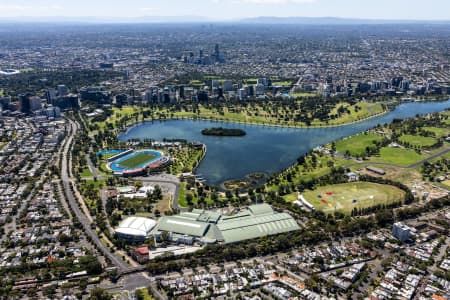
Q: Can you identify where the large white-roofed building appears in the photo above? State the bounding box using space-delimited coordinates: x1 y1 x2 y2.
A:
115 217 157 242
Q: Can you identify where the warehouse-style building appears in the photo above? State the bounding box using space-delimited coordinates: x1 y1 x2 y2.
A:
154 204 300 245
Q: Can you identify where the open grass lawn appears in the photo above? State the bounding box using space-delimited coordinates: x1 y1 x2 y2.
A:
423 126 450 138
272 81 294 87
89 106 138 131
178 183 187 207
169 101 384 127
443 180 450 188
290 92 317 98
83 179 105 190
309 102 385 126
103 152 120 160
81 167 93 177
398 134 437 147
267 156 349 192
299 182 405 213
371 147 425 167
335 133 383 156
118 153 157 168
135 288 155 300
89 100 386 133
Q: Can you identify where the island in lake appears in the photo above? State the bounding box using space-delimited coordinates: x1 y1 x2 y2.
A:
201 127 246 136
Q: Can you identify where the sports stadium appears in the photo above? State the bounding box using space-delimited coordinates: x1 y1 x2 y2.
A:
105 149 170 176
115 216 157 242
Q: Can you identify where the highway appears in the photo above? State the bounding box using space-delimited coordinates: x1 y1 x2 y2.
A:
61 118 158 299
61 119 132 272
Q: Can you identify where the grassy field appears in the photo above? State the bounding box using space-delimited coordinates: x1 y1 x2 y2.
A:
170 101 384 127
423 126 450 138
290 92 317 98
118 153 157 168
335 133 383 156
267 156 349 192
298 182 405 213
178 182 187 207
370 147 425 166
87 100 387 134
102 152 120 160
81 167 93 177
272 80 294 87
442 180 450 188
398 134 437 147
135 288 155 300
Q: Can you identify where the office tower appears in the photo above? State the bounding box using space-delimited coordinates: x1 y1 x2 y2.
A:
57 84 68 97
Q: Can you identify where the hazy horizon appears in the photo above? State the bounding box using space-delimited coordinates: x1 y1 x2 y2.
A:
0 0 449 21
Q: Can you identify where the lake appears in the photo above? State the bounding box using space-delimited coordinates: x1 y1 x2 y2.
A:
118 100 450 186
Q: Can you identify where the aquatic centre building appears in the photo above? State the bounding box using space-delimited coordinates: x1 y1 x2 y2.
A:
154 204 300 245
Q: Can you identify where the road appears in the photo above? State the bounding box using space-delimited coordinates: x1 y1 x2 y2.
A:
61 119 131 272
136 174 181 210
87 155 100 179
345 146 450 170
61 117 155 299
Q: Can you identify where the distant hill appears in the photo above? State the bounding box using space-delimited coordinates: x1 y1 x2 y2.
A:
0 15 210 24
0 15 448 25
239 16 450 25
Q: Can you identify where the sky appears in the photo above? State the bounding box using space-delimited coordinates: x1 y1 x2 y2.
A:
0 0 449 21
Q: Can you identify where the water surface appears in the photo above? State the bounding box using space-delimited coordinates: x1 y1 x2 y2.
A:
119 100 450 186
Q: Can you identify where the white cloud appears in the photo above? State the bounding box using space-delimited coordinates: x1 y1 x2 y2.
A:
0 4 32 12
214 0 316 4
0 3 63 14
241 0 316 3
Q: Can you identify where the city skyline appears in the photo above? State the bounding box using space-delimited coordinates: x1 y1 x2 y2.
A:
0 0 450 21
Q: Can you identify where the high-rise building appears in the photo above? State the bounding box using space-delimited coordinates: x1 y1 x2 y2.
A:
257 78 268 87
215 43 220 57
179 86 185 99
30 96 42 112
255 83 265 96
211 80 220 89
223 80 233 92
57 84 68 97
46 88 57 105
400 79 410 91
0 97 11 110
46 106 61 118
238 88 247 100
19 94 30 114
392 222 410 242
